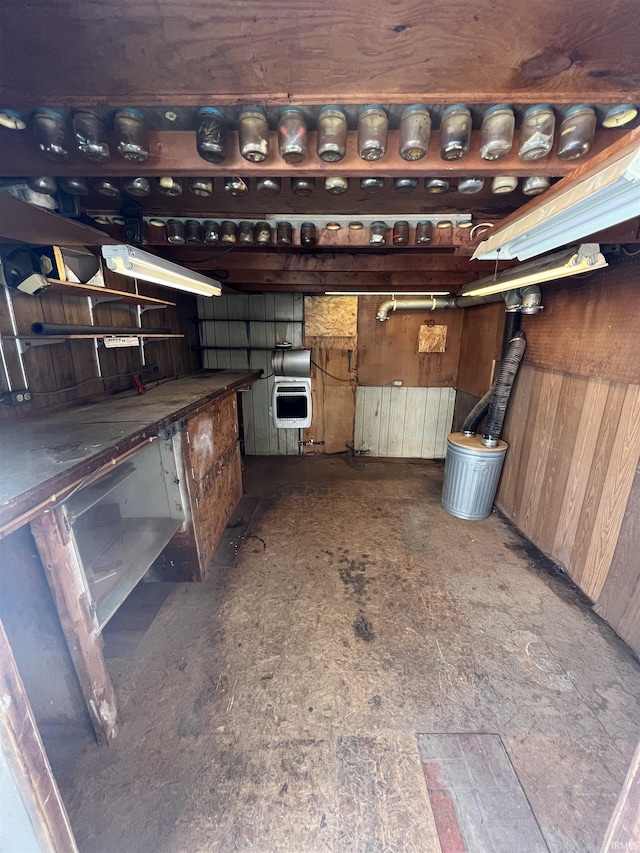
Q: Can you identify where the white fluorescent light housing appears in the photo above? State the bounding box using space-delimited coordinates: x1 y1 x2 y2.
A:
325 291 451 296
461 244 608 297
473 146 640 261
101 245 221 297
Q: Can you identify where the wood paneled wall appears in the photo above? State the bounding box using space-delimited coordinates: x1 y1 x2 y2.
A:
357 297 463 387
0 266 199 421
456 302 503 398
355 386 455 458
496 253 640 655
497 365 640 602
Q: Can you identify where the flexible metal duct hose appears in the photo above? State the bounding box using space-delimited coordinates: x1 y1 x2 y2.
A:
461 387 494 435
483 331 527 447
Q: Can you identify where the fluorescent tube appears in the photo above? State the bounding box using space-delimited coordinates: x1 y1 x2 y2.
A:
101 245 221 297
461 244 608 297
473 146 640 261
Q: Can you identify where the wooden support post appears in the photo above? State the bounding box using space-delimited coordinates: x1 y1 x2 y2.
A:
30 511 119 745
0 620 78 852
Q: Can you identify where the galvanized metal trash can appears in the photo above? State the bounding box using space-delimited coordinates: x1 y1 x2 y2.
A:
441 433 508 521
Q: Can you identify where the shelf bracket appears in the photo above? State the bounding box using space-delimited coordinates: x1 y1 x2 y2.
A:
16 337 67 353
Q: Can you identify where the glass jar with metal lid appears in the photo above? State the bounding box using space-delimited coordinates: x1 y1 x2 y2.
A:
557 105 596 160
93 178 120 197
203 220 221 244
238 221 254 245
238 106 269 163
59 177 90 196
158 176 183 196
167 219 186 245
491 176 518 194
325 176 349 195
196 107 227 163
73 110 110 162
189 177 213 197
276 221 293 246
393 177 418 194
220 221 237 244
399 105 431 161
224 176 248 196
424 177 449 194
291 177 315 196
457 176 484 194
257 177 281 196
28 176 58 195
518 105 555 161
369 221 387 245
440 105 472 160
415 221 433 245
185 220 203 244
317 106 347 162
479 105 514 160
114 108 150 162
278 108 307 164
602 104 638 128
33 108 71 163
357 105 388 160
522 175 550 196
393 221 410 245
300 222 317 247
360 177 385 194
123 177 151 197
255 222 271 245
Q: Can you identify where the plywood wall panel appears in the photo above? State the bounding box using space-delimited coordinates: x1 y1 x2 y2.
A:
357 298 462 388
456 303 504 398
303 336 356 454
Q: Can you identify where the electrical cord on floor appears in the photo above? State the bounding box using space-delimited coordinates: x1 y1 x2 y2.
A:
345 443 368 470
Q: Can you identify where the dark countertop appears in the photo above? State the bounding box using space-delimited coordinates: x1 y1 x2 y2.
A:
0 370 261 533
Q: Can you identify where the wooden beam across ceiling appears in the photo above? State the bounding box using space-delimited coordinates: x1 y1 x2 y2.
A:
0 191 118 246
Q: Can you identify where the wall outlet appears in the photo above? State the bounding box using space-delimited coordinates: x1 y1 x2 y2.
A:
2 388 32 406
392 379 403 386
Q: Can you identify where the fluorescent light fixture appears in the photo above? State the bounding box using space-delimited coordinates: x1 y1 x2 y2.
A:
461 244 608 297
473 146 640 261
101 245 221 297
325 291 451 296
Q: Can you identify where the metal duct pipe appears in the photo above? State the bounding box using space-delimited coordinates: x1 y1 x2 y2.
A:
483 331 527 447
376 293 504 321
375 286 543 321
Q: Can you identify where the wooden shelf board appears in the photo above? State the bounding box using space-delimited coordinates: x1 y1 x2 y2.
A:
45 279 175 307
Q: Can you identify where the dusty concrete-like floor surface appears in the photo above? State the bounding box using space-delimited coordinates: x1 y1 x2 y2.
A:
56 457 640 852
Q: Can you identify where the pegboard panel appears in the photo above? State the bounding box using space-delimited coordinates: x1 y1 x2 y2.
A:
521 252 640 385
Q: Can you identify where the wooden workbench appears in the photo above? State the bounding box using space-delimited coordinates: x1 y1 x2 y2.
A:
0 370 261 537
1 369 261 745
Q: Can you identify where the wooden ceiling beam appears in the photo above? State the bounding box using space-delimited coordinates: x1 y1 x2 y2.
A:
161 248 502 273
0 190 118 246
202 270 474 288
0 130 626 179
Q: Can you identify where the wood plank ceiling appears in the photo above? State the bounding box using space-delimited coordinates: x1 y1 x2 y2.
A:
1 0 639 293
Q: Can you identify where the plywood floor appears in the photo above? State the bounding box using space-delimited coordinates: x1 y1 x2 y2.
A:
53 457 640 853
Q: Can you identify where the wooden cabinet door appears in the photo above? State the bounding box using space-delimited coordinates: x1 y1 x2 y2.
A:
193 441 242 570
187 395 238 484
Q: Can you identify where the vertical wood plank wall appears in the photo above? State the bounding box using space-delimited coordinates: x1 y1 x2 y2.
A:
198 293 304 455
355 386 455 458
0 266 199 420
495 254 640 655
